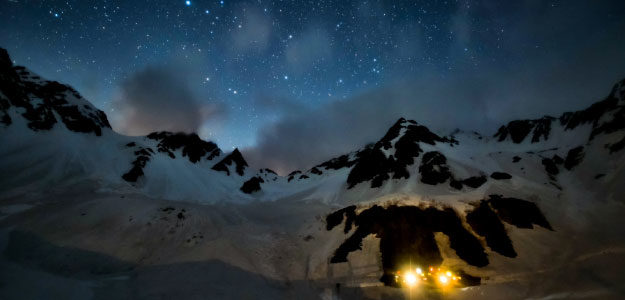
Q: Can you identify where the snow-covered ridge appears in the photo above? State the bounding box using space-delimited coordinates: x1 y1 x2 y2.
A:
0 48 111 136
1 46 625 206
494 78 625 147
0 48 253 202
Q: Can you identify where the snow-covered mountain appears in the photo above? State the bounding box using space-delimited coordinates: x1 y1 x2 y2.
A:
1 47 625 299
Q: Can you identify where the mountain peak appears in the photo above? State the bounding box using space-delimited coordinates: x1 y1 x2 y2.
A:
212 148 249 176
0 47 111 135
146 131 221 163
494 77 625 145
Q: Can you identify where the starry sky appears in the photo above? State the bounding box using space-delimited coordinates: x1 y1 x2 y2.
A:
1 0 625 173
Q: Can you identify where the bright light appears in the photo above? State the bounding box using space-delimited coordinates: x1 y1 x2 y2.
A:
398 265 461 289
404 272 417 286
439 275 448 284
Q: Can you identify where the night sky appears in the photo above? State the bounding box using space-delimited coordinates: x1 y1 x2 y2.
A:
1 0 624 173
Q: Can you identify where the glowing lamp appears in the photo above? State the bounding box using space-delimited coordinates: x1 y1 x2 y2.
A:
404 272 418 286
439 275 448 284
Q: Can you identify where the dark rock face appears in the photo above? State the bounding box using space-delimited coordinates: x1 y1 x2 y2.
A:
393 124 434 161
494 117 554 143
316 154 356 170
494 79 625 144
325 205 356 233
345 119 451 189
512 156 522 163
318 119 473 190
299 174 309 179
287 170 301 182
462 175 488 188
310 167 323 175
346 146 393 188
466 200 517 258
212 148 248 176
392 122 452 172
121 133 221 182
564 146 584 170
240 176 264 194
490 172 512 180
609 136 625 153
327 196 552 287
560 86 621 136
259 168 277 176
147 131 221 163
449 179 463 190
488 195 553 230
122 147 153 182
552 154 564 164
327 205 488 286
582 81 625 139
263 168 277 174
377 118 406 150
419 151 452 185
541 156 561 176
450 175 487 190
0 48 110 135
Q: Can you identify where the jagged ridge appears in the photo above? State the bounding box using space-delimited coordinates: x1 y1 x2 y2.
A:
0 48 111 136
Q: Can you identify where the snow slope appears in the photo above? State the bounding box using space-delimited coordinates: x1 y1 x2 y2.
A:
1 47 625 299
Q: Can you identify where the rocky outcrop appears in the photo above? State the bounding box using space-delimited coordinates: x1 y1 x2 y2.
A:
212 148 248 176
147 131 221 163
327 195 552 287
0 48 111 135
240 176 264 194
346 119 454 189
494 117 554 143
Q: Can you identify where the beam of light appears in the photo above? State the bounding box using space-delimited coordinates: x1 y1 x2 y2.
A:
404 272 418 287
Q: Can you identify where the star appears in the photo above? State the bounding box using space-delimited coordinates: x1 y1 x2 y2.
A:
4 0 618 158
